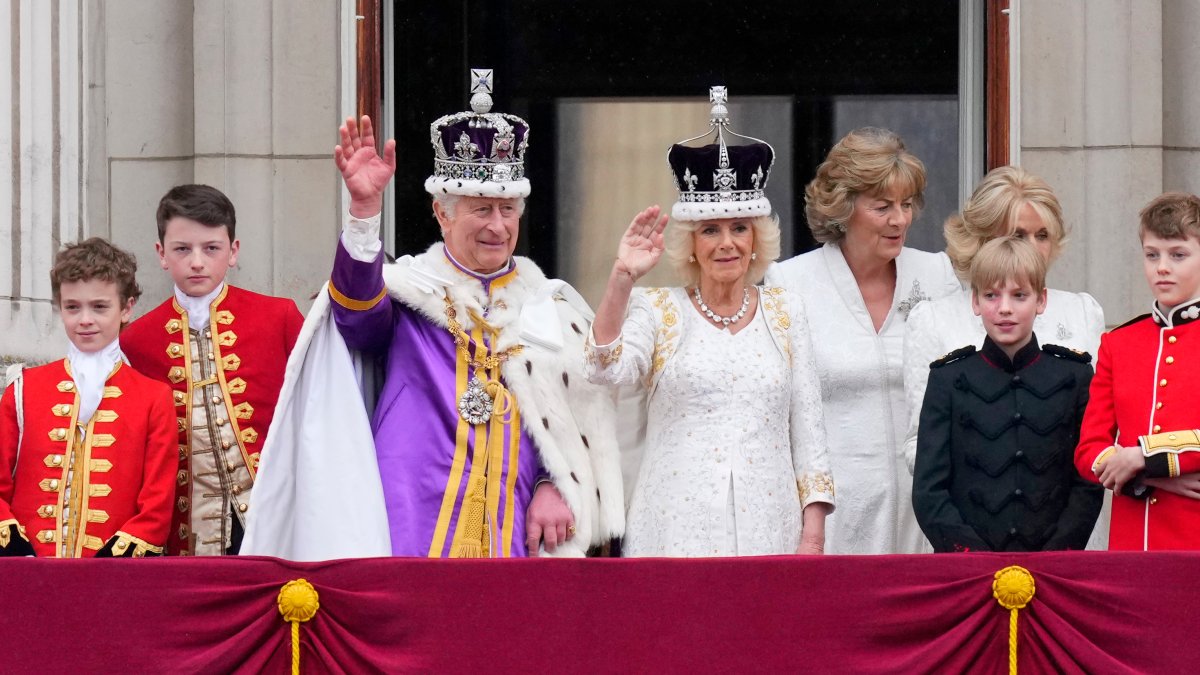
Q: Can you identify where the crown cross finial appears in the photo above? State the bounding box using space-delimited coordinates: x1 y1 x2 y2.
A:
709 86 729 126
470 68 494 115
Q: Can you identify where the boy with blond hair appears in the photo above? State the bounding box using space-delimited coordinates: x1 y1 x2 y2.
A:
914 237 1101 552
1076 192 1200 550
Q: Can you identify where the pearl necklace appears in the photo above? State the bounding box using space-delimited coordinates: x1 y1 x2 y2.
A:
693 286 751 327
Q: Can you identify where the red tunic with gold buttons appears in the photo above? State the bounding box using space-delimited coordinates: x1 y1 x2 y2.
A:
1075 304 1200 550
120 285 303 555
0 360 177 557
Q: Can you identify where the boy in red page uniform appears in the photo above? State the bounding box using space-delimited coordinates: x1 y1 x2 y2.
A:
0 238 176 557
1076 192 1200 550
121 185 303 555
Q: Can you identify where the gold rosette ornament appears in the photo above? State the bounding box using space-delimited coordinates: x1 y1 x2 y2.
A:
992 565 1036 675
277 579 320 674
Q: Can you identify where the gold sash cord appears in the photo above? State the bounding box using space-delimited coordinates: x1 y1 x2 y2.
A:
453 312 518 558
992 565 1036 675
277 579 320 675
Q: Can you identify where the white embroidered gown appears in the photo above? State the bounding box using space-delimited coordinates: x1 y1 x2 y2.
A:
766 243 961 554
586 287 834 557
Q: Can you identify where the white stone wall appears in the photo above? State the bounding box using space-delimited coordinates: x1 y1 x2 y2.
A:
2 0 87 362
1020 0 1188 324
1 0 346 364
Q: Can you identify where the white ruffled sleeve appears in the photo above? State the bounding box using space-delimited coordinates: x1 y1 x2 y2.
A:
584 290 660 388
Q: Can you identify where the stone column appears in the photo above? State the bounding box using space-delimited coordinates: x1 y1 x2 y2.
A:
1019 0 1164 324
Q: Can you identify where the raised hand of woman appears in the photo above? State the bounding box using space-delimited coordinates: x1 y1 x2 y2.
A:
614 206 669 282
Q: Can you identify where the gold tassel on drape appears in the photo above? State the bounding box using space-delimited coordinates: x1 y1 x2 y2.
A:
992 565 1036 675
277 579 320 675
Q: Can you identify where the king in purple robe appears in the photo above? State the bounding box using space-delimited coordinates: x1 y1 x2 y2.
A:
243 69 623 560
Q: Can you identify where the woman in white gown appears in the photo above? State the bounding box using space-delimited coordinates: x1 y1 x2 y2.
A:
765 128 961 554
585 91 834 557
901 165 1107 548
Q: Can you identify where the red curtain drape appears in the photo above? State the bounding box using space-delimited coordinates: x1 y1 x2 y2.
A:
2 552 1195 673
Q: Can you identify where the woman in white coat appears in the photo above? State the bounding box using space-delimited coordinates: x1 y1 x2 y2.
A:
902 165 1107 548
585 90 834 557
765 127 960 554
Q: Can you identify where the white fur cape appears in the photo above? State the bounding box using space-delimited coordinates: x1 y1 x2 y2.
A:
242 244 624 560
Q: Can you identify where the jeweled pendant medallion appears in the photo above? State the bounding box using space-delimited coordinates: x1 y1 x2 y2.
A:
458 376 494 425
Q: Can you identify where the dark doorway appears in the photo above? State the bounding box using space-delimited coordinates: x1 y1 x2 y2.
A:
392 1 959 283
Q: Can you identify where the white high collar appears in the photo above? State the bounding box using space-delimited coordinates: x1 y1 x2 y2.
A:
174 282 225 330
67 339 124 425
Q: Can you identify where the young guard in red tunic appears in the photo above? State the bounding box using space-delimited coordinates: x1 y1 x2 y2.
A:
1076 192 1200 550
0 238 177 558
121 185 303 555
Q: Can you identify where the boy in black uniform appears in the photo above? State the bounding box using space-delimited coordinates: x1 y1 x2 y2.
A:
913 237 1102 552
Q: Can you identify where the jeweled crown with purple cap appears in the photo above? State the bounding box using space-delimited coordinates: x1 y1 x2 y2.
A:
425 68 532 198
667 86 775 221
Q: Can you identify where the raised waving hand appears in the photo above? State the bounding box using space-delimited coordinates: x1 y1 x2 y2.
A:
614 206 670 282
334 115 397 218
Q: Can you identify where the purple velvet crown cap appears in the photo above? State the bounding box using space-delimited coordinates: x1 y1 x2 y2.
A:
425 68 532 199
668 142 774 221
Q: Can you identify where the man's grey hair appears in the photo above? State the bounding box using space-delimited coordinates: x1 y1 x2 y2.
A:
431 193 526 220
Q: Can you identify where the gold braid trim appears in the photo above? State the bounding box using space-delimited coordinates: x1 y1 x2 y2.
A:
0 518 28 548
110 531 165 557
328 282 388 312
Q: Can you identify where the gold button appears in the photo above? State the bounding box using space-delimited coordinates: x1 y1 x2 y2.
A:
1169 336 1178 344
1151 497 1159 505
1154 425 1162 433
216 418 227 427
212 396 222 404
222 441 232 450
1160 379 1168 387
226 463 235 472
1157 402 1164 410
205 330 212 338
171 345 181 355
49 479 59 490
232 485 242 495
51 455 62 466
208 352 216 360
238 503 249 513
1166 356 1175 364
63 382 74 391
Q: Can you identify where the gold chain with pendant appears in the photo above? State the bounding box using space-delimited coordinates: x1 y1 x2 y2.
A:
444 295 523 425
443 296 524 370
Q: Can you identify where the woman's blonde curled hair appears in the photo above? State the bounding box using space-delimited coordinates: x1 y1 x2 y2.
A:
944 165 1066 280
